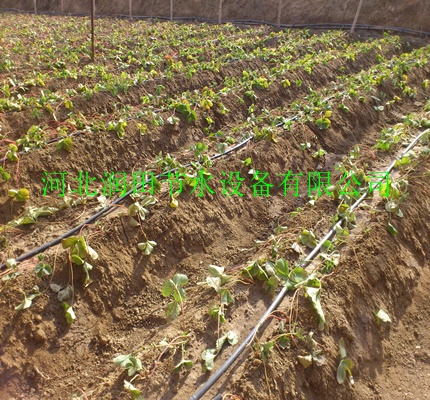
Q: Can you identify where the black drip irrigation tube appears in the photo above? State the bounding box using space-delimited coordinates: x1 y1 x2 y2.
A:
0 135 253 271
189 128 429 400
0 9 429 37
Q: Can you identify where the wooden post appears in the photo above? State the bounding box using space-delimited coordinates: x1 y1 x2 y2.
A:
60 0 64 14
170 0 173 21
91 0 95 61
33 0 37 14
129 0 132 19
218 0 223 24
350 0 365 35
277 0 282 28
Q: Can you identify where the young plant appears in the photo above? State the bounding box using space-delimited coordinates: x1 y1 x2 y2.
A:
8 188 30 202
162 273 188 321
113 354 143 376
201 330 238 371
15 286 40 310
61 235 98 285
297 331 326 368
34 254 52 278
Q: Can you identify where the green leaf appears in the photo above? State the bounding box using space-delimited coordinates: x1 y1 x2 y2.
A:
209 305 226 323
172 273 188 287
172 287 186 304
9 188 30 201
315 117 331 130
337 358 353 384
0 166 10 181
375 308 391 326
82 261 93 284
288 267 309 285
259 341 274 363
208 264 224 277
338 337 347 360
35 262 52 278
206 276 222 292
71 254 84 265
172 359 193 374
278 335 290 349
124 380 143 399
137 240 157 255
62 302 76 324
62 236 79 249
299 229 317 249
161 279 175 297
220 288 234 305
15 290 39 310
387 222 398 237
275 258 289 280
56 137 73 152
305 286 326 326
113 354 142 376
201 348 216 372
165 301 181 321
227 330 238 346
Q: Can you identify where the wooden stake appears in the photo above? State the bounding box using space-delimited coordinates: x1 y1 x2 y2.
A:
170 0 173 21
129 0 132 19
33 0 37 14
91 0 95 61
60 0 64 14
218 0 223 24
350 0 365 35
277 0 282 28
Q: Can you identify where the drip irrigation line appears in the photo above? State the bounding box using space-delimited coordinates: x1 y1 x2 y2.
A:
190 128 430 400
1 9 429 37
0 135 253 271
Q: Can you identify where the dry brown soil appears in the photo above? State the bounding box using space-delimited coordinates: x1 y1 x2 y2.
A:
0 16 430 400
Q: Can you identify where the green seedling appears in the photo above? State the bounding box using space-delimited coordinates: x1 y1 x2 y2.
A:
113 354 143 376
173 340 193 373
162 273 188 321
137 240 157 255
34 254 52 278
312 148 327 158
56 136 73 152
61 235 98 285
8 188 30 202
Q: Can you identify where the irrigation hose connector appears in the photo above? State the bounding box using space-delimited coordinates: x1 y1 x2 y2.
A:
190 128 430 400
